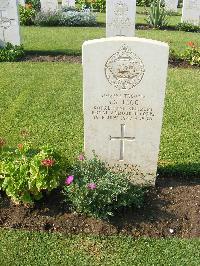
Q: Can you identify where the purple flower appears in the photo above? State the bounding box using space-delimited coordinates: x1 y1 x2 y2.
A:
88 183 96 190
65 175 74 186
78 154 84 161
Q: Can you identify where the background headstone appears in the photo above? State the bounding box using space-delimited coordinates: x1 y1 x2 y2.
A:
164 0 179 12
0 0 21 47
83 37 169 185
40 0 58 12
106 0 136 37
18 0 25 6
62 0 75 7
182 0 200 25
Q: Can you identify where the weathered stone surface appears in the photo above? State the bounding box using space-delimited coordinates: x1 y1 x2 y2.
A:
164 0 178 12
40 0 58 12
106 0 136 37
0 0 21 46
182 0 200 26
83 37 169 185
62 0 75 7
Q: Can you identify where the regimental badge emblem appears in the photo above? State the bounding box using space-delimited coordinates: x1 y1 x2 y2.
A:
105 44 145 90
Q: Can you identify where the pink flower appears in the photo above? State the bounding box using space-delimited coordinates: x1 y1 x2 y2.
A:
41 158 55 167
65 175 74 186
78 154 84 161
88 183 96 190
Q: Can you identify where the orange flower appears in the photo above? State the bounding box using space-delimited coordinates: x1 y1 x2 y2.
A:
25 3 32 9
18 143 23 150
187 41 195 48
0 138 6 147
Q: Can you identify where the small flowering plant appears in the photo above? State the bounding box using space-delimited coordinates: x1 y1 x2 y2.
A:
0 138 62 204
182 42 200 67
63 154 145 219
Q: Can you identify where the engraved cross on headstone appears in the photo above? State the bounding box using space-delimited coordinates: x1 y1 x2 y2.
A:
110 124 135 161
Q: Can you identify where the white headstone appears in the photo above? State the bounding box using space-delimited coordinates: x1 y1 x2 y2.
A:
0 0 21 47
62 0 75 7
182 0 200 26
40 0 58 12
106 0 136 37
83 37 169 185
18 0 25 6
164 0 179 12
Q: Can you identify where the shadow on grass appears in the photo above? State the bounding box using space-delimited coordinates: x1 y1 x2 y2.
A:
158 162 200 179
24 49 81 57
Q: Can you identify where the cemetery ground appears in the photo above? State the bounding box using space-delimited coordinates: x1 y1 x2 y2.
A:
0 9 200 264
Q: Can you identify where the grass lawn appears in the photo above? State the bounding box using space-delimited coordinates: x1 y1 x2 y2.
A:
0 63 199 175
22 26 200 55
0 229 200 265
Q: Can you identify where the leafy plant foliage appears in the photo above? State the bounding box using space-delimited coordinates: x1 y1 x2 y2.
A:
146 0 168 28
0 43 24 62
0 139 62 204
176 22 200 33
63 154 145 219
182 42 200 66
19 4 36 25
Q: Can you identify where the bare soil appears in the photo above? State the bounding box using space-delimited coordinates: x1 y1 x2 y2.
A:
20 55 199 69
1 177 200 238
21 55 82 63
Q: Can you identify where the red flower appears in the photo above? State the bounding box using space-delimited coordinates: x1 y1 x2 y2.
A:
187 41 195 48
0 138 6 147
18 143 23 150
41 158 55 167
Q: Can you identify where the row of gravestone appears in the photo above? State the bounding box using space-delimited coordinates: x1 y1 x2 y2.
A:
19 0 76 9
0 0 199 47
0 0 199 186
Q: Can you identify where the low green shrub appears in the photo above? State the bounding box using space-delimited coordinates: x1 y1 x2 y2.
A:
0 43 24 62
146 0 168 28
176 22 200 33
35 11 63 26
0 138 63 204
35 10 97 26
63 154 145 219
182 42 200 66
19 4 36 25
